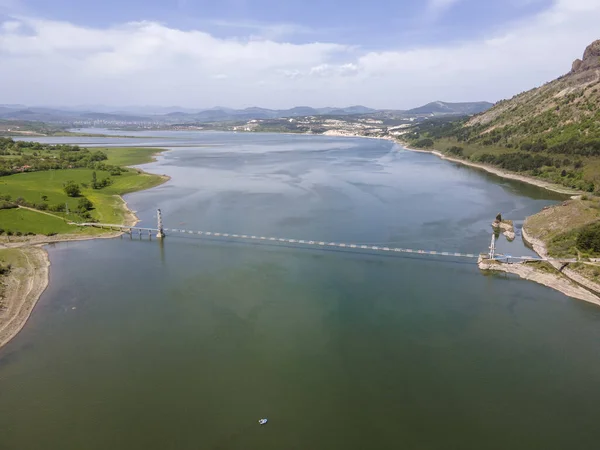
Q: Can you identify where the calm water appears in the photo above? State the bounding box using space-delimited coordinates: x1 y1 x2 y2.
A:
3 132 600 450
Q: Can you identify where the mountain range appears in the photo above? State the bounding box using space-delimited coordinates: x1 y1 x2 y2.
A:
0 102 493 124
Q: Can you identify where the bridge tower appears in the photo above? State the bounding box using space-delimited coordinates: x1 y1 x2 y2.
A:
156 209 165 239
488 233 496 259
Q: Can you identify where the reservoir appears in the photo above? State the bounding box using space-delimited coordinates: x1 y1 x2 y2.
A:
2 132 600 449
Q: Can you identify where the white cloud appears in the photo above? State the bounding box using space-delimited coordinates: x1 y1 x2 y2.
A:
0 0 599 109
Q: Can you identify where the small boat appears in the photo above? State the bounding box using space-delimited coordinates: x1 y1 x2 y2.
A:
258 418 268 425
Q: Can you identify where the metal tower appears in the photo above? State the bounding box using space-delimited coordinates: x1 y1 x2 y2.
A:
489 233 496 259
156 209 165 239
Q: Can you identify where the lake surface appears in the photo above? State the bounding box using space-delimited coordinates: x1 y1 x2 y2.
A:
3 131 600 450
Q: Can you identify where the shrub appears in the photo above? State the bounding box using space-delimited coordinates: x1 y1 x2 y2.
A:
576 222 600 253
77 197 93 212
49 204 66 212
0 201 17 210
447 146 464 156
414 138 434 148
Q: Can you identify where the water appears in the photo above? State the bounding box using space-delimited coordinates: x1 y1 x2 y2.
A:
3 132 600 450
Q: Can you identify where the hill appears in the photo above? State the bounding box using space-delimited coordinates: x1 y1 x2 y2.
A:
408 39 600 193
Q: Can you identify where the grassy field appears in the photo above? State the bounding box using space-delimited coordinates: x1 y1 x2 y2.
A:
100 147 163 166
0 147 166 236
0 208 78 235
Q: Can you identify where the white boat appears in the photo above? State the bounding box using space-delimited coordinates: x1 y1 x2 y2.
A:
258 418 268 425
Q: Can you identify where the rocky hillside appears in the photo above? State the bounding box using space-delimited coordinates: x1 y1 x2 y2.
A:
466 39 600 144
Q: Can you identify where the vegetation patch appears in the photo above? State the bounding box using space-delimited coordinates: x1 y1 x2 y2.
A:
569 262 600 283
525 261 561 274
524 197 600 258
0 142 166 236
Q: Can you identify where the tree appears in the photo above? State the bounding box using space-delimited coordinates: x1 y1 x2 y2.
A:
496 213 502 222
63 181 81 197
41 195 48 202
77 197 93 212
91 171 98 189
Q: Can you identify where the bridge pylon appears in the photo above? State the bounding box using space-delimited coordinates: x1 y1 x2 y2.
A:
489 233 496 259
156 209 165 239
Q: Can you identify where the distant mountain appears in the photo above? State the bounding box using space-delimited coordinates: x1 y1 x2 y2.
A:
156 105 378 123
406 101 493 115
0 101 487 124
80 112 149 122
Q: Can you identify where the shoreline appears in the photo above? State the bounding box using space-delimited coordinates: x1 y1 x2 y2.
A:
0 247 49 348
478 257 600 306
0 156 171 351
398 142 581 197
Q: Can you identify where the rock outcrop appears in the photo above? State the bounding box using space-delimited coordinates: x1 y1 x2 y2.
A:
492 219 515 241
570 39 600 82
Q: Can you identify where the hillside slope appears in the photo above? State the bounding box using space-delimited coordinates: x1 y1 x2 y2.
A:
409 39 600 192
467 39 600 136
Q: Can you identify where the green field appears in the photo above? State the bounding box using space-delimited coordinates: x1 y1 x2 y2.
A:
100 147 163 166
0 208 83 235
0 147 166 236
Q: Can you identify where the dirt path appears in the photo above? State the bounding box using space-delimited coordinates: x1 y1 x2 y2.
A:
18 205 67 221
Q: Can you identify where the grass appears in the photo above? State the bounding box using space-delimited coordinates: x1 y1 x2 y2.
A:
100 147 162 166
0 208 79 235
0 147 167 235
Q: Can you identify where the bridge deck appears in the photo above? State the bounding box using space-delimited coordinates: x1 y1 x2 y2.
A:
75 222 576 262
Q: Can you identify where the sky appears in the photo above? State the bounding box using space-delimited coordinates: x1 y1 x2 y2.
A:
0 0 599 109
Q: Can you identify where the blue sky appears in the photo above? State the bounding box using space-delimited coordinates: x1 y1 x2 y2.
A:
1 0 599 108
6 0 553 47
